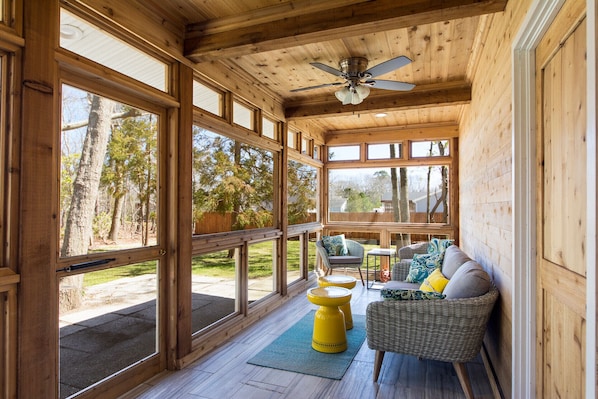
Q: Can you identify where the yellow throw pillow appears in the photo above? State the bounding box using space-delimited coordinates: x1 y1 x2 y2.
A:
419 268 449 293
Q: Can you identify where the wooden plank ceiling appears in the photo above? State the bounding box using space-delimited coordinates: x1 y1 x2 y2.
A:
149 0 508 133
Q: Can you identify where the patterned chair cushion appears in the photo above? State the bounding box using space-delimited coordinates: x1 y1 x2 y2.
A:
321 234 348 256
405 252 445 284
381 288 445 301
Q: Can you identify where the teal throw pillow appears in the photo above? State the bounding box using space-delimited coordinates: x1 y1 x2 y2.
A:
381 288 445 301
427 238 455 254
321 234 348 256
405 252 445 284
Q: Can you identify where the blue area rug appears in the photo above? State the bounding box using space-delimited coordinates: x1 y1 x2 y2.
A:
247 310 366 380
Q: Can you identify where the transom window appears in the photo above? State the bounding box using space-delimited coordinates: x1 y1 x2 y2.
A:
60 9 167 92
328 145 360 161
411 140 450 157
193 80 223 117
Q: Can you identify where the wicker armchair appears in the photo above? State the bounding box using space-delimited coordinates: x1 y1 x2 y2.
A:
315 239 365 285
366 286 498 399
392 242 429 280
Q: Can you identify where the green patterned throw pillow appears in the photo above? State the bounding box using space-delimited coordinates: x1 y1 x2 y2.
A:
405 252 445 284
321 234 348 256
427 238 454 254
381 288 445 300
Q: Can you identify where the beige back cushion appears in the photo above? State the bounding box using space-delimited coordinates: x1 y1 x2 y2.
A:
443 260 491 299
441 245 471 279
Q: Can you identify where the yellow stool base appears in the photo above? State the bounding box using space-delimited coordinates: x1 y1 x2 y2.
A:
307 286 352 353
318 275 356 330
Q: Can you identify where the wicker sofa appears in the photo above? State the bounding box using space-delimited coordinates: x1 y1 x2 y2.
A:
366 245 498 399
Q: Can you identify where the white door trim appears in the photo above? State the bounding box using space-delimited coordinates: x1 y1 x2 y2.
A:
512 1 597 398
585 0 597 397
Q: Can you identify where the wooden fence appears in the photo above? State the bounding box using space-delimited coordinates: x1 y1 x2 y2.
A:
194 211 445 241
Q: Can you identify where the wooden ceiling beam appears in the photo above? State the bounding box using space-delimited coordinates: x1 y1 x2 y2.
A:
284 81 471 120
184 0 508 62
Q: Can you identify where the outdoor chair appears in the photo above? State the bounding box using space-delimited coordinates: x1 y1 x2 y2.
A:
315 239 365 286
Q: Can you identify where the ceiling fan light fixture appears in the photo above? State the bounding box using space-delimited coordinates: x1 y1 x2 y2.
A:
335 84 369 105
355 85 370 99
335 86 350 102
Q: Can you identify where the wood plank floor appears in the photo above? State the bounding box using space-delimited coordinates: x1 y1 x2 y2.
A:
120 281 497 399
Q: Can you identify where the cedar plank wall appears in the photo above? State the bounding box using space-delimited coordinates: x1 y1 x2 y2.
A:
459 0 533 397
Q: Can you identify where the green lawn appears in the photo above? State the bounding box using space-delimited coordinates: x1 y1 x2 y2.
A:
83 240 312 287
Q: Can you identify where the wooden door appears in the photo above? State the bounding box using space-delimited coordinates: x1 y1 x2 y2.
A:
536 1 586 397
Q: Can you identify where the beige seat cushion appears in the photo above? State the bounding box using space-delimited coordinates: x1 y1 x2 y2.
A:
328 255 362 265
383 280 420 290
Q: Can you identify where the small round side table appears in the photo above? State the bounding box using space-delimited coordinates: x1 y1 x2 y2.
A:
306 286 352 353
318 275 357 329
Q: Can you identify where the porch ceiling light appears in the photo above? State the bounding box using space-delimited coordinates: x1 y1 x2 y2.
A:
335 84 370 105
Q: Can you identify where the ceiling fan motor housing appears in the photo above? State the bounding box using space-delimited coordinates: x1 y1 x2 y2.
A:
339 57 369 78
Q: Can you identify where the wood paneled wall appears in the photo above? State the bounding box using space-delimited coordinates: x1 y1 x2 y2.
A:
458 0 534 396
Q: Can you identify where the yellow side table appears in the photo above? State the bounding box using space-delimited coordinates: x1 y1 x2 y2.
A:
318 275 357 330
306 286 352 353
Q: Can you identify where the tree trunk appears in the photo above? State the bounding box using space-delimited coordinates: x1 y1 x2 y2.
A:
390 167 399 222
60 95 114 311
108 194 124 242
227 141 242 258
399 167 409 223
390 145 410 249
397 167 410 248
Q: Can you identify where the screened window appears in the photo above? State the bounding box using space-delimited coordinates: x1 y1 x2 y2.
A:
328 166 449 223
248 240 277 303
60 84 159 257
328 145 360 161
191 251 238 334
193 80 223 116
59 261 158 398
287 160 318 225
411 140 450 157
192 127 274 234
60 9 167 92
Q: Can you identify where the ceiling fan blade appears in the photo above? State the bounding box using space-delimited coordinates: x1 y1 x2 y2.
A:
365 55 412 78
290 82 344 92
310 62 345 77
365 79 415 91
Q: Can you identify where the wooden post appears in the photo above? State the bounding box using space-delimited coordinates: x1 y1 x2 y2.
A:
19 0 60 397
174 63 193 362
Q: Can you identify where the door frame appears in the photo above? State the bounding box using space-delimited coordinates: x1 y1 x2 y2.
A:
512 0 597 398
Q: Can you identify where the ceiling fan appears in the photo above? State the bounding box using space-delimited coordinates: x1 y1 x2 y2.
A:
291 56 415 105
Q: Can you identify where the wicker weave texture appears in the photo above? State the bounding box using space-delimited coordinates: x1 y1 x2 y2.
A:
365 286 498 363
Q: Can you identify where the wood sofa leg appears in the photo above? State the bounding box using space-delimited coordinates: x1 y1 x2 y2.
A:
373 350 385 382
358 267 365 286
453 362 475 399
